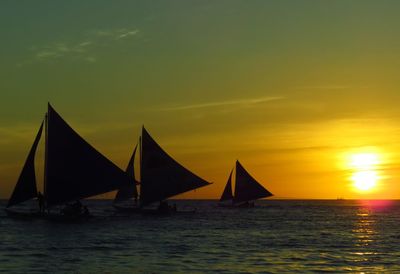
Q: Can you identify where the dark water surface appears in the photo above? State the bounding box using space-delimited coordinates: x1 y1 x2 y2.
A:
1 200 400 273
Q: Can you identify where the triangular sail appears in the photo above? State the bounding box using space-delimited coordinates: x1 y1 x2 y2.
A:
233 160 273 203
7 121 43 208
114 143 139 203
219 169 233 202
140 127 211 206
45 104 133 206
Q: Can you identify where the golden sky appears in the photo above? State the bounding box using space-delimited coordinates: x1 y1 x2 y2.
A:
1 1 400 199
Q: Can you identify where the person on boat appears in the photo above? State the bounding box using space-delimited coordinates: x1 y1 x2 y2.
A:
61 200 83 216
37 191 45 213
72 200 83 215
158 201 169 212
82 205 90 216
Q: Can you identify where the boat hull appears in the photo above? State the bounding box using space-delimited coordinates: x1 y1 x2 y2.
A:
5 208 43 219
140 208 196 215
43 213 92 223
113 204 196 215
218 202 255 208
5 208 92 223
113 204 142 213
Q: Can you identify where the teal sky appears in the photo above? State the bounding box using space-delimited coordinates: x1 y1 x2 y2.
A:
2 1 400 199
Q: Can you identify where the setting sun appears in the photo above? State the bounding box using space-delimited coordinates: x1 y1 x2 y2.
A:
352 170 377 191
348 152 381 192
350 153 379 169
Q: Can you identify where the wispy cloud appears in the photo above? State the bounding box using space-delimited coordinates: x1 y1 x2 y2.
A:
20 28 139 65
94 28 139 40
295 85 369 90
296 85 352 90
34 41 93 62
158 96 284 111
0 124 40 145
117 29 139 39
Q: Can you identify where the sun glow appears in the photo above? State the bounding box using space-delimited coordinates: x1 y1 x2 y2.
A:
350 153 379 169
347 152 381 192
352 171 377 191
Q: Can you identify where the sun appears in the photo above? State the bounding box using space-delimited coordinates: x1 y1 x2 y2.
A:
347 152 380 192
352 170 377 191
349 153 379 169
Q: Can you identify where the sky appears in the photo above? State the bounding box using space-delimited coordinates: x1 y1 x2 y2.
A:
1 0 400 200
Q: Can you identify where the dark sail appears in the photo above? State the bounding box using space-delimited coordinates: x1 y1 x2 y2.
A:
233 160 273 203
45 104 132 206
219 169 233 202
114 143 139 203
7 121 43 208
140 127 211 206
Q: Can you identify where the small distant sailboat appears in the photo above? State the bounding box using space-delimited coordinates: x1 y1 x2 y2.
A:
5 104 133 221
113 127 212 214
219 160 273 207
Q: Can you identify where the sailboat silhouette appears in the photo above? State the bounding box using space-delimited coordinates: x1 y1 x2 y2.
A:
219 160 273 207
5 104 133 221
113 126 212 214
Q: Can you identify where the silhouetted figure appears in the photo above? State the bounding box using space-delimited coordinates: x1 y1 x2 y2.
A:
158 201 169 213
172 203 177 212
61 200 83 216
72 200 83 215
83 205 90 216
37 191 45 213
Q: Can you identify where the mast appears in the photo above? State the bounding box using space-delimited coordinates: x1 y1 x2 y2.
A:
43 107 49 199
138 135 142 200
139 135 142 183
139 127 143 206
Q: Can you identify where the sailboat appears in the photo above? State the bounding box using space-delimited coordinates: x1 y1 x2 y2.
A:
5 103 133 221
113 126 212 214
219 160 273 207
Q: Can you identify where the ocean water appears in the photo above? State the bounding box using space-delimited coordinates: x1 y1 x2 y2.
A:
1 200 400 273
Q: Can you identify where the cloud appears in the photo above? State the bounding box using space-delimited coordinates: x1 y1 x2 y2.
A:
33 40 93 62
22 27 139 65
296 85 353 90
0 124 40 146
79 41 92 47
36 50 60 59
158 96 284 111
295 85 370 91
94 28 139 40
85 56 96 63
117 30 139 39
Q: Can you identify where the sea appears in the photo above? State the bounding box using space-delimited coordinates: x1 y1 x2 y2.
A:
1 200 400 273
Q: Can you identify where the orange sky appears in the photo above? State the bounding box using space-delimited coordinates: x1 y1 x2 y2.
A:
1 1 400 199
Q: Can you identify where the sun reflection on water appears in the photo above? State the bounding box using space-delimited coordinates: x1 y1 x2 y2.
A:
351 209 379 263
